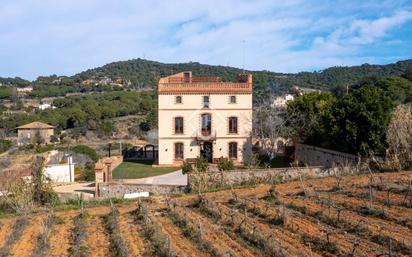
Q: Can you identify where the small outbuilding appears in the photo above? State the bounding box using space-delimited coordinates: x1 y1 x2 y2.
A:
16 121 54 146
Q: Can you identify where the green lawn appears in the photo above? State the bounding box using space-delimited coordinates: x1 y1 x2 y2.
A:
112 160 180 179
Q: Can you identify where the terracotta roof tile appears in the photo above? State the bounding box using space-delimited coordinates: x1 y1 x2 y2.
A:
16 121 54 129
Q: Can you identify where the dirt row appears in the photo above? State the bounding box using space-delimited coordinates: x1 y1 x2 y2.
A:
0 171 410 257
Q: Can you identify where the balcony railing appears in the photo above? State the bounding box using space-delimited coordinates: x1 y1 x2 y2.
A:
195 129 217 141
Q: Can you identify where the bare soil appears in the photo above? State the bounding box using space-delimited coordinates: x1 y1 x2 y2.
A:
0 171 410 257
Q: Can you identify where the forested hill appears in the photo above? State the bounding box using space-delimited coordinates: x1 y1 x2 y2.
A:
1 58 411 100
76 58 412 95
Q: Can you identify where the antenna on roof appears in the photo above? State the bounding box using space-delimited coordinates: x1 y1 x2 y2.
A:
242 39 246 74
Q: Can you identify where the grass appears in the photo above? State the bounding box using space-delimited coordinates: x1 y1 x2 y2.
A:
112 160 180 179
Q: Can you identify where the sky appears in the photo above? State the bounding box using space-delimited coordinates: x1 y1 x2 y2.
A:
1 0 412 80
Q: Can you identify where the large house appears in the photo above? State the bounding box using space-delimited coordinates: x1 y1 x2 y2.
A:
16 121 54 146
157 71 253 166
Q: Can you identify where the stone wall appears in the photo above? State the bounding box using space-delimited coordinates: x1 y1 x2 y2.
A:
189 166 338 188
97 182 186 198
294 143 358 167
17 128 53 146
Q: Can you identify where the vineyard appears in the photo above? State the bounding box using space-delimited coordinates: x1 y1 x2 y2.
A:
0 171 411 257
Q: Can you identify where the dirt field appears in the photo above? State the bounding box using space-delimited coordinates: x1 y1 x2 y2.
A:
0 171 410 257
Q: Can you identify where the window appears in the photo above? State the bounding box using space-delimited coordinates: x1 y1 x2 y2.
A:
175 96 182 104
174 117 184 134
201 113 211 136
175 143 184 160
203 96 209 108
229 142 238 159
228 117 238 134
229 95 236 103
184 72 190 82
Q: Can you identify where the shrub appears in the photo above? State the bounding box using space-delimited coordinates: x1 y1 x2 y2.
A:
195 156 208 172
217 157 234 171
79 161 95 182
50 135 59 143
257 154 271 167
35 145 54 153
71 145 98 162
32 214 55 257
0 139 12 154
70 211 89 257
181 161 193 174
0 217 28 256
105 206 129 257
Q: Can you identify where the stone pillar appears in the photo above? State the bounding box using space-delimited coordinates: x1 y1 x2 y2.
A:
94 162 104 197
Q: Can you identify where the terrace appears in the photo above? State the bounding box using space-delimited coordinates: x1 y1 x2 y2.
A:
158 71 252 94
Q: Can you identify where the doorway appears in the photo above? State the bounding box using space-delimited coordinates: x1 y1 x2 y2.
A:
201 141 213 163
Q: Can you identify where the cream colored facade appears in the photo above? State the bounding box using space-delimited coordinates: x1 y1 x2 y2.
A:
158 72 253 166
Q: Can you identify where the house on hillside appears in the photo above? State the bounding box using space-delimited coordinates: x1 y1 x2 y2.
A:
272 94 294 108
16 121 54 146
16 86 33 94
38 103 56 110
157 71 253 166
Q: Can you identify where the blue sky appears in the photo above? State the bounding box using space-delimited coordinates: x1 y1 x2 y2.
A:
1 0 412 80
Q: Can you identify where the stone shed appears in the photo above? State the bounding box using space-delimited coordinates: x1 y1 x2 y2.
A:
16 121 54 146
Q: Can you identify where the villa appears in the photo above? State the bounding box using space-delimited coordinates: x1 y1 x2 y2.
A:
157 71 253 166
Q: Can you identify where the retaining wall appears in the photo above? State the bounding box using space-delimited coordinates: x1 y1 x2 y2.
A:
189 166 341 188
294 143 358 167
97 183 186 198
97 166 350 198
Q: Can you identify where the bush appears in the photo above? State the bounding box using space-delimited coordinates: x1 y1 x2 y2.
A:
195 157 208 172
35 145 54 153
181 161 193 174
105 207 129 257
217 157 234 171
256 154 291 168
71 145 98 162
0 139 12 154
257 154 271 167
79 161 95 182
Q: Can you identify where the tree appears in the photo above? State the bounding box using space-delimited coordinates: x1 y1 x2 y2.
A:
376 77 412 104
5 178 34 214
402 63 412 81
386 105 412 170
0 139 12 154
327 86 394 155
286 92 335 146
254 100 299 157
71 145 99 162
31 156 59 206
286 87 394 156
33 130 45 146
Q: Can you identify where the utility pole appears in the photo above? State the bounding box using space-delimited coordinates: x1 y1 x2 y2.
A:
108 143 112 157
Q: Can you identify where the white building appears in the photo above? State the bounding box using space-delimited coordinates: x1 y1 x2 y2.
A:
157 71 253 166
38 103 56 110
44 154 75 183
272 94 294 108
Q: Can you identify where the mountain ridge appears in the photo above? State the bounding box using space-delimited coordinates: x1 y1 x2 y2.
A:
1 58 411 99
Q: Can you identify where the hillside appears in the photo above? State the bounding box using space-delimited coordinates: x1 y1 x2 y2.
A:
1 59 411 100
76 58 412 96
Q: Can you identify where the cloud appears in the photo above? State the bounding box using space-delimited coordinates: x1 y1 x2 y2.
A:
0 0 411 79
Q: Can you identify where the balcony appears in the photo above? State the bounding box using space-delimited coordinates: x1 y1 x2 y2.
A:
195 129 217 142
